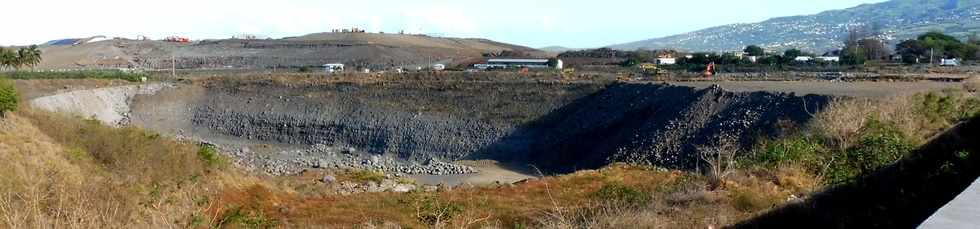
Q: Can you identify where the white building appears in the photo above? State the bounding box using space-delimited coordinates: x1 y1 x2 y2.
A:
746 56 759 63
656 58 676 65
941 58 960 66
478 58 563 69
794 56 814 62
323 63 344 73
817 56 840 62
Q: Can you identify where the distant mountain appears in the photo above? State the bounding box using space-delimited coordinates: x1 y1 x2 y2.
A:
539 46 582 53
610 0 980 53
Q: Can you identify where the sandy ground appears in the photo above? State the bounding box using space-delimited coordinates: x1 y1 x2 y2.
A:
669 81 963 98
410 160 535 186
28 83 169 126
14 79 133 100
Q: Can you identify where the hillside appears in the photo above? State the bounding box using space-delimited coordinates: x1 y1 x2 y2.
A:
35 33 545 70
610 0 980 53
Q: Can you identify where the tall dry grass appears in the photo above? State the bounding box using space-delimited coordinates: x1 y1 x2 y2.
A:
0 108 262 228
814 89 980 149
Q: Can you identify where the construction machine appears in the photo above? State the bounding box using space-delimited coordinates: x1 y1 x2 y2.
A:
164 36 190 43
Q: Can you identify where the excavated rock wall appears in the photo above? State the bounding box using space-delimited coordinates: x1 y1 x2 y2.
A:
524 83 830 172
31 80 831 174
187 81 831 173
189 81 604 162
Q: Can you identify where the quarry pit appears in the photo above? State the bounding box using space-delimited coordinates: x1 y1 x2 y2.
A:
34 76 923 185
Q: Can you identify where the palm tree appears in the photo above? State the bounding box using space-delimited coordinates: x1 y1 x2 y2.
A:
19 45 42 69
0 48 16 71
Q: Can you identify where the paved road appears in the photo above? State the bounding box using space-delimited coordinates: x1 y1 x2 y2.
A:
920 178 980 228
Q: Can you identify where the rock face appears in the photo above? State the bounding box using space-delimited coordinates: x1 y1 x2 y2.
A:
189 81 603 163
524 83 829 173
34 80 831 175
182 80 830 174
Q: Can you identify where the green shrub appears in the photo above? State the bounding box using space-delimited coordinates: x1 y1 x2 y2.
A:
916 90 980 127
197 144 224 167
216 206 278 229
825 119 915 184
751 136 826 169
350 170 385 183
0 78 17 116
0 70 147 82
591 183 651 207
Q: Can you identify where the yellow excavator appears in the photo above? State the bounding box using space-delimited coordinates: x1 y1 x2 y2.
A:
639 63 666 75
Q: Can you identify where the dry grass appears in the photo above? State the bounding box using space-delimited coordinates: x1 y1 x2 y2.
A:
0 108 264 228
814 89 980 149
207 164 818 228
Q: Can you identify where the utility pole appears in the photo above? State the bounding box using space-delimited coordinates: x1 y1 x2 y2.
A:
171 55 176 78
930 48 935 66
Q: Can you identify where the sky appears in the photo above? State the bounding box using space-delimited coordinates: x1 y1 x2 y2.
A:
6 0 887 48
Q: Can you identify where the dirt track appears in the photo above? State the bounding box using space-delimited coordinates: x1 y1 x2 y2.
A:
671 81 962 98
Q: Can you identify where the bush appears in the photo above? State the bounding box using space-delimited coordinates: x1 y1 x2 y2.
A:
0 78 17 116
216 206 278 229
825 119 914 184
751 136 826 169
350 170 385 183
402 192 463 226
0 70 147 82
591 183 651 208
915 91 980 126
197 144 224 167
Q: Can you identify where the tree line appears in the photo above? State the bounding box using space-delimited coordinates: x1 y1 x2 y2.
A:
0 45 42 70
560 30 978 71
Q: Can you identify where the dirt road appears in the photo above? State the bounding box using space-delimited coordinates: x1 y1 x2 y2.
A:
670 81 962 98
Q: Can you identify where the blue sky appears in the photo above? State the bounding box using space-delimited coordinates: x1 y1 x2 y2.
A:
7 0 886 47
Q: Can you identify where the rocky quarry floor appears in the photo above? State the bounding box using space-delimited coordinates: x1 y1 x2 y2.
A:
28 78 839 184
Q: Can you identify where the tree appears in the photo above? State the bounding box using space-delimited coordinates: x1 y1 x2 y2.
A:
0 48 17 70
17 45 42 69
783 49 803 59
779 49 805 64
858 39 889 61
623 49 655 67
0 46 42 70
896 39 926 64
744 45 765 56
840 27 871 65
841 46 867 65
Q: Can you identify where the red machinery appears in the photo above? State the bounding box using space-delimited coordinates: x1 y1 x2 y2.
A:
164 36 190 43
703 62 716 77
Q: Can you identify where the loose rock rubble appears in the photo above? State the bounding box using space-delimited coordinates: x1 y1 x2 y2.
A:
230 144 478 176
